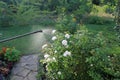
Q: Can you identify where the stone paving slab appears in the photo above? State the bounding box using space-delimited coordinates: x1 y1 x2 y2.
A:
10 54 39 80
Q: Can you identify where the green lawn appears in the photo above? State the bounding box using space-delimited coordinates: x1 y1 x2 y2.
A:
0 25 45 54
86 23 116 39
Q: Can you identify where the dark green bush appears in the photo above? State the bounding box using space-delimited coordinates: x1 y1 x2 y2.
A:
87 15 113 25
86 49 120 80
104 5 115 14
56 14 78 34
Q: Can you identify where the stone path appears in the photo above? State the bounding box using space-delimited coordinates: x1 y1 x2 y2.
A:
10 28 53 80
10 54 39 80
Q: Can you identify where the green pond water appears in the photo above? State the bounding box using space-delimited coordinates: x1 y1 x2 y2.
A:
0 25 52 54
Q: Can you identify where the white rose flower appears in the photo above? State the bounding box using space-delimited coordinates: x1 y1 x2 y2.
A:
63 51 71 57
52 30 56 34
46 57 56 62
58 71 61 75
52 36 57 41
65 34 70 39
42 44 48 49
53 57 55 60
44 54 50 59
52 57 56 61
62 40 67 46
46 65 49 71
90 64 93 67
54 50 57 53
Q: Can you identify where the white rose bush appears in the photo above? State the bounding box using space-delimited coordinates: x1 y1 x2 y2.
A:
39 28 120 80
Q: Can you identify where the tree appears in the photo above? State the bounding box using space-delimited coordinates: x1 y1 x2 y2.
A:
102 0 117 6
10 0 39 26
0 0 40 27
0 1 13 27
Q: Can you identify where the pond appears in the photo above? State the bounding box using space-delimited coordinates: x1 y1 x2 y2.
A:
0 25 52 54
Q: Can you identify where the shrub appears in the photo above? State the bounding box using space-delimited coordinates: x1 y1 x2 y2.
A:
86 50 120 80
87 15 113 25
4 47 20 62
39 26 116 80
56 14 79 34
104 5 116 14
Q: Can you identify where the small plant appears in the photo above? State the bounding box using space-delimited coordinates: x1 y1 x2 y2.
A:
4 48 20 62
0 47 7 60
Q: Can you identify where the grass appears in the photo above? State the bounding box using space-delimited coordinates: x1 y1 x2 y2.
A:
0 25 45 55
86 23 116 36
